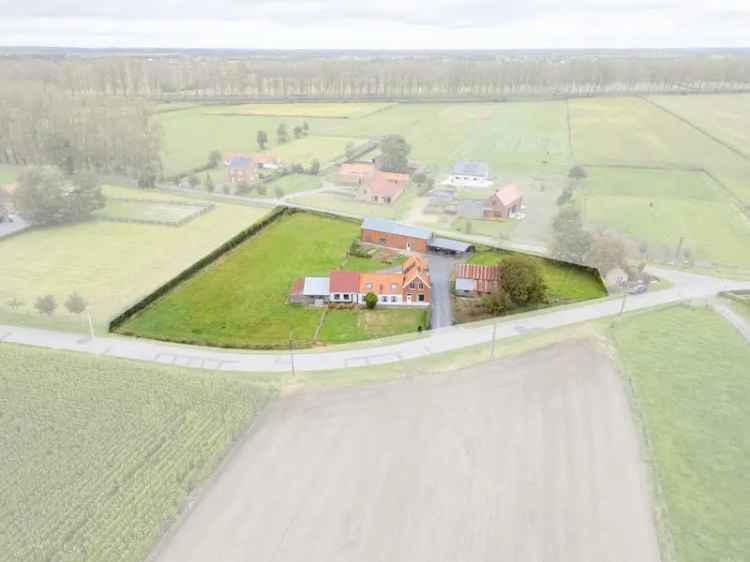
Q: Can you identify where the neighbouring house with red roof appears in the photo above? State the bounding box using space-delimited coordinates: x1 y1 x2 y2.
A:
483 184 523 219
336 162 411 204
289 255 431 306
454 263 501 296
225 154 256 184
254 154 281 170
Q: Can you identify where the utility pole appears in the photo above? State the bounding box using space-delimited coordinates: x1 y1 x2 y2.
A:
288 330 296 376
86 309 95 342
490 322 497 360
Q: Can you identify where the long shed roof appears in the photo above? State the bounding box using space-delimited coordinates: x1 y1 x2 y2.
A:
361 217 432 240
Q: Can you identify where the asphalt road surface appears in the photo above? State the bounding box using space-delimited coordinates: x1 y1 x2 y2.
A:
427 254 457 329
152 341 661 562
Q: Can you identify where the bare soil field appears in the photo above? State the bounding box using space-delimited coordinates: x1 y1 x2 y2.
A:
152 341 660 562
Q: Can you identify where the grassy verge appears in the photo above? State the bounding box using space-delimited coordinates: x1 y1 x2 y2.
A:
612 305 750 562
0 343 276 562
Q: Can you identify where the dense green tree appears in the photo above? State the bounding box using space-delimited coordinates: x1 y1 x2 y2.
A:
277 124 289 144
205 173 215 192
188 174 200 189
64 292 88 315
568 165 588 180
308 159 320 175
208 150 223 168
379 135 411 172
256 130 268 150
14 167 104 225
500 256 547 307
365 292 378 309
35 295 57 316
293 125 303 139
551 207 592 264
588 233 626 274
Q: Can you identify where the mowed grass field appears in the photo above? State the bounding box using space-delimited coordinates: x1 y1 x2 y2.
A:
117 212 426 348
613 305 750 562
581 167 750 268
204 102 394 119
158 101 570 178
0 186 270 330
156 106 368 175
468 250 607 303
569 96 750 205
0 343 275 562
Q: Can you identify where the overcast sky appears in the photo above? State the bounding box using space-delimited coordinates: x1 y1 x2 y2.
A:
0 0 748 49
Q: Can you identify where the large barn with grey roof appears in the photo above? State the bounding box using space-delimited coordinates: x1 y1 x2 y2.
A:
361 217 474 255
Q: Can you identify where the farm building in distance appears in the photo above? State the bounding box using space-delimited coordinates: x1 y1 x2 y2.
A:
289 255 431 306
361 217 474 254
455 263 501 297
446 160 493 188
337 162 410 204
458 183 525 220
225 153 281 183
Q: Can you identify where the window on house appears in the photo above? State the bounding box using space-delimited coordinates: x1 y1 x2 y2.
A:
418 294 425 302
365 283 373 289
418 282 424 289
390 283 398 290
381 296 387 302
390 296 397 303
410 281 415 289
379 238 386 245
334 294 340 300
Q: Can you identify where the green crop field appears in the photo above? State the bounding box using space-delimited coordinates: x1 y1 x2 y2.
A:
613 305 750 562
468 250 607 303
263 173 322 198
0 164 22 185
0 186 270 331
0 343 274 562
451 217 517 238
580 167 750 268
117 212 425 348
204 102 394 119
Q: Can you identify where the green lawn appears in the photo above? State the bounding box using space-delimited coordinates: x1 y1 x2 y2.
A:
468 250 606 303
204 102 394 119
93 198 211 224
580 167 750 268
117 212 417 349
0 343 274 562
293 188 418 220
0 164 22 185
452 217 517 238
319 308 428 343
263 173 322 197
0 186 270 331
612 305 750 562
729 297 750 323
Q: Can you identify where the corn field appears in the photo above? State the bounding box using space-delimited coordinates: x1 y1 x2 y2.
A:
0 344 275 562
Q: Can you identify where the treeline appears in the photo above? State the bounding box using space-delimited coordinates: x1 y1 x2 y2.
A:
0 81 162 183
2 55 750 100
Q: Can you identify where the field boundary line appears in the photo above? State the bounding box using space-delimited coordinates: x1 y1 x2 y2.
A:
639 96 750 163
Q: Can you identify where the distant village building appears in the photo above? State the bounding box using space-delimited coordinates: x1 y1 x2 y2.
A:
458 183 525 220
484 184 524 219
447 161 493 188
254 154 281 170
225 154 256 184
336 162 410 204
454 263 501 297
360 217 474 255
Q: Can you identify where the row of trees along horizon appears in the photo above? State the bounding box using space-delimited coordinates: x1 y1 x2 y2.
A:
2 55 750 99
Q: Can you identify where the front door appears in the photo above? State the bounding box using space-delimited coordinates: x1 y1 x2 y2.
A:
406 241 411 251
407 294 413 303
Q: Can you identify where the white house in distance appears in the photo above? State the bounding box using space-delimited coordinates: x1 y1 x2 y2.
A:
446 160 493 188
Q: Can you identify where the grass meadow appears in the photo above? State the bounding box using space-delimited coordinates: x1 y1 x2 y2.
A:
0 343 275 562
569 96 750 205
117 212 425 348
0 186 270 330
0 164 22 185
580 167 750 268
613 305 750 562
468 250 607 303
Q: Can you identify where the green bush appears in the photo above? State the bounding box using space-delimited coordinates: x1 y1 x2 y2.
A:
365 292 378 309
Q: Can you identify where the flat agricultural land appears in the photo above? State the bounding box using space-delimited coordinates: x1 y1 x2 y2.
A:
93 197 211 225
613 305 750 562
569 96 750 205
117 212 427 348
0 343 274 562
153 341 660 562
204 102 394 119
264 173 322 198
0 164 22 185
581 167 750 268
156 107 367 175
0 186 269 331
468 250 607 303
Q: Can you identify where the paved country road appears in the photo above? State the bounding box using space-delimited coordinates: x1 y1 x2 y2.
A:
2 267 749 373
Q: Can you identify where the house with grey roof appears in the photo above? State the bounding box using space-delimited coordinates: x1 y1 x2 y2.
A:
447 161 493 188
